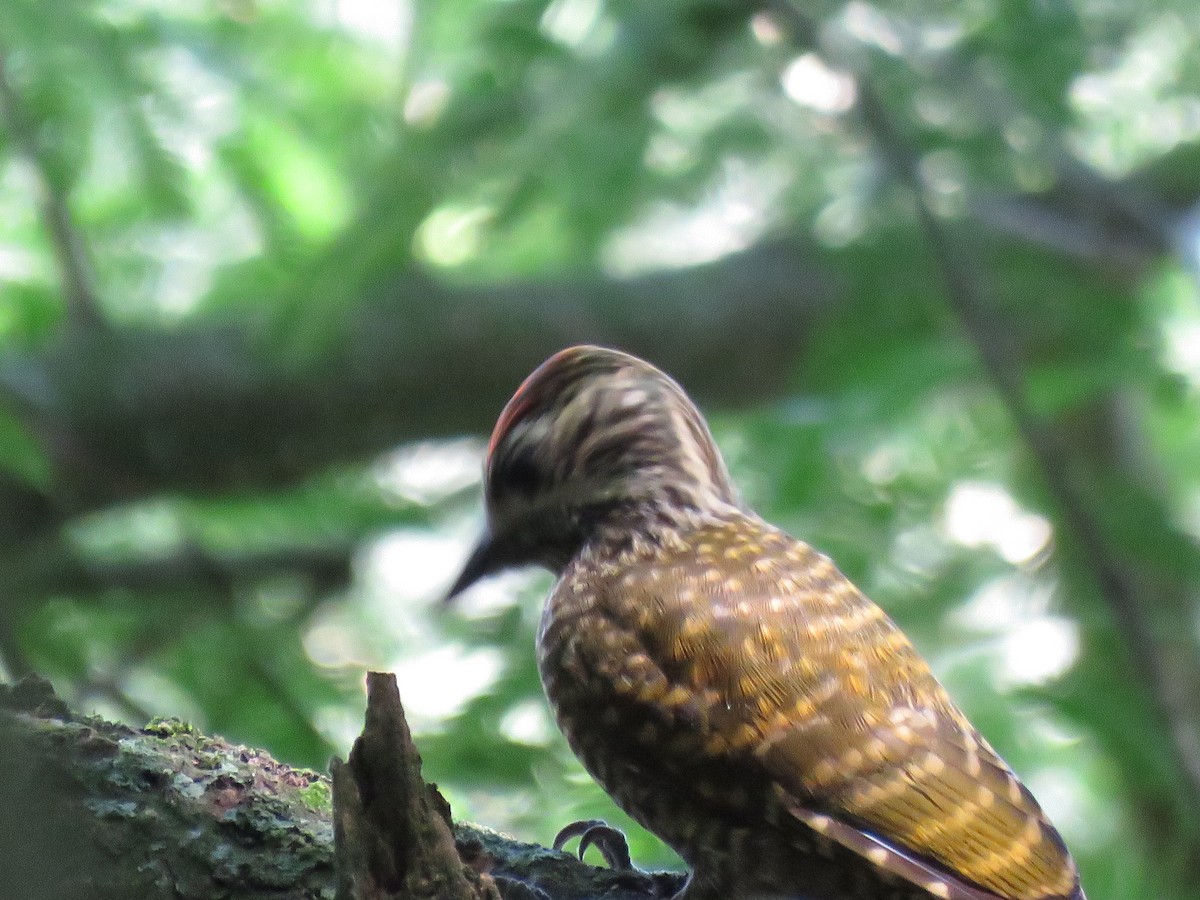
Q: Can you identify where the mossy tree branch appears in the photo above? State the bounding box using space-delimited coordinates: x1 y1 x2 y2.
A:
0 675 679 900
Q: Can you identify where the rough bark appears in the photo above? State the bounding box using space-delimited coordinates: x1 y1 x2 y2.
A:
0 675 337 900
331 673 491 900
0 675 680 900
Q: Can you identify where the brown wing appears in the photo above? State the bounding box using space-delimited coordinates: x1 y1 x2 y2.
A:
611 515 1081 900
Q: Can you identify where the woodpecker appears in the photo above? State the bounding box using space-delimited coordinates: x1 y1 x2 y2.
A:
446 345 1084 900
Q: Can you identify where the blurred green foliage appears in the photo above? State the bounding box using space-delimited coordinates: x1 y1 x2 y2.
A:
2 2 1200 898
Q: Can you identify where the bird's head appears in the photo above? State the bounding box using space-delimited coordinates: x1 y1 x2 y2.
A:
445 345 736 600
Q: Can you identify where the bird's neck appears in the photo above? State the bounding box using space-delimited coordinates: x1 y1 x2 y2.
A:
525 474 743 576
576 492 747 569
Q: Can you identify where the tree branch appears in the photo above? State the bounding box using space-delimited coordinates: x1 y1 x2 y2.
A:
0 238 837 519
0 130 1190 536
55 542 354 598
0 51 106 332
0 675 679 900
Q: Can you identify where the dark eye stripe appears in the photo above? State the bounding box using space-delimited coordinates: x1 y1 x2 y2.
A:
497 446 542 497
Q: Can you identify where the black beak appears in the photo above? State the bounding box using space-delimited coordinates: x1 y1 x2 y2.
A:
443 528 506 604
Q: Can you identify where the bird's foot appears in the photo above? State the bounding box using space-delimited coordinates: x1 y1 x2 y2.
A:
662 872 722 900
551 818 634 870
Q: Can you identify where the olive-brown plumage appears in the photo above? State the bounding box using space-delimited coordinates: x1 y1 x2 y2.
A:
447 346 1084 900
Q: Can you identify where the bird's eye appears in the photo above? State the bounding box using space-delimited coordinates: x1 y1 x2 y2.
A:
499 447 543 497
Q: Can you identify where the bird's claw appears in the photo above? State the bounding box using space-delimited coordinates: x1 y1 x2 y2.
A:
552 819 634 870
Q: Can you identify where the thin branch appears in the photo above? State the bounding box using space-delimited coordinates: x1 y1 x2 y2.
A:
967 190 1160 270
763 0 1200 811
0 51 106 331
61 543 354 597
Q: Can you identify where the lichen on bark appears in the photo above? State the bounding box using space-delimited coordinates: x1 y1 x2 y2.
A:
0 675 675 900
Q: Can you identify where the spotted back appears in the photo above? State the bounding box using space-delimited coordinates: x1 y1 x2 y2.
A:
544 510 1082 900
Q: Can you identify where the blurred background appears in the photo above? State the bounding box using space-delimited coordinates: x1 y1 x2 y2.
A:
1 1 1199 897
